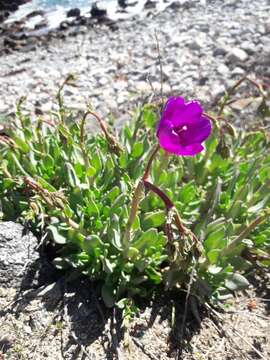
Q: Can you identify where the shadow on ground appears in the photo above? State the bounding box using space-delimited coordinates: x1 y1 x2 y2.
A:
0 254 205 360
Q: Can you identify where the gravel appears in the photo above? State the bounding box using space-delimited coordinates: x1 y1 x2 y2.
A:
0 0 269 121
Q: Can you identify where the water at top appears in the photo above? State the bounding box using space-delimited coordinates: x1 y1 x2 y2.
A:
9 0 160 31
33 0 95 10
6 0 98 31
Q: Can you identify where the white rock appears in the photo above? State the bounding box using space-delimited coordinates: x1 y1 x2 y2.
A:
135 81 152 93
227 48 249 63
188 36 206 51
0 100 9 113
231 67 246 76
217 64 230 75
212 84 226 98
241 41 256 55
98 77 109 86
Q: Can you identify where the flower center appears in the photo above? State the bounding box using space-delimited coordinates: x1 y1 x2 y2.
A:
172 124 191 146
173 125 188 136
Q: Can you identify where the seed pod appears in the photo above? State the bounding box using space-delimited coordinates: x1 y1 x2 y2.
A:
222 123 237 138
217 138 231 159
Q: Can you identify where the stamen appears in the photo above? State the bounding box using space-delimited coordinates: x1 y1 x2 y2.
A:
174 125 188 135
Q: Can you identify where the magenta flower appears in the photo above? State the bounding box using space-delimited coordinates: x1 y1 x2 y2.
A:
157 97 211 156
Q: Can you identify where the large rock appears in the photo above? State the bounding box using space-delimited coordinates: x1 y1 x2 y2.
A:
0 0 29 11
67 8 81 18
90 1 107 18
0 221 39 288
0 0 31 23
118 0 138 8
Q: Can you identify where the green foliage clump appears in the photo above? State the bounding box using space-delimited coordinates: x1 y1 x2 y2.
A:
0 91 269 308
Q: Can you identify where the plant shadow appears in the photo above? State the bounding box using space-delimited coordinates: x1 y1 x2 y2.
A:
2 251 206 360
1 248 124 359
131 289 206 359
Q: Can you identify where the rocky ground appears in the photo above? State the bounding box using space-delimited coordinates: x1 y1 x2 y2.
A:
0 222 269 360
0 0 269 129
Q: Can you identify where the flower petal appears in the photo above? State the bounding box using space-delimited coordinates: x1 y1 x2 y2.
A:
174 143 204 156
178 116 211 146
162 97 185 121
157 120 180 153
171 100 203 127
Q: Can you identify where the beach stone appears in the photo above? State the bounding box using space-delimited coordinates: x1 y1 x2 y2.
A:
212 84 226 98
67 8 81 18
213 46 228 57
169 1 181 9
217 64 230 75
118 0 138 8
34 19 48 30
227 47 249 63
59 20 70 30
90 2 107 18
188 37 206 51
231 67 246 76
240 40 256 55
144 0 157 9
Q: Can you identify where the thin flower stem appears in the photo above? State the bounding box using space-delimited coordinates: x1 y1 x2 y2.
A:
203 112 219 124
217 76 265 116
143 180 198 240
124 144 200 253
245 76 265 95
142 144 160 181
16 96 27 129
23 177 80 229
143 180 174 209
83 110 123 155
79 111 88 145
123 180 145 249
56 74 75 123
86 110 109 139
123 144 161 249
79 111 94 186
218 77 246 116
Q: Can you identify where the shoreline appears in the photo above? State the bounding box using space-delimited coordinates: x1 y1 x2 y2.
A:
0 0 177 55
